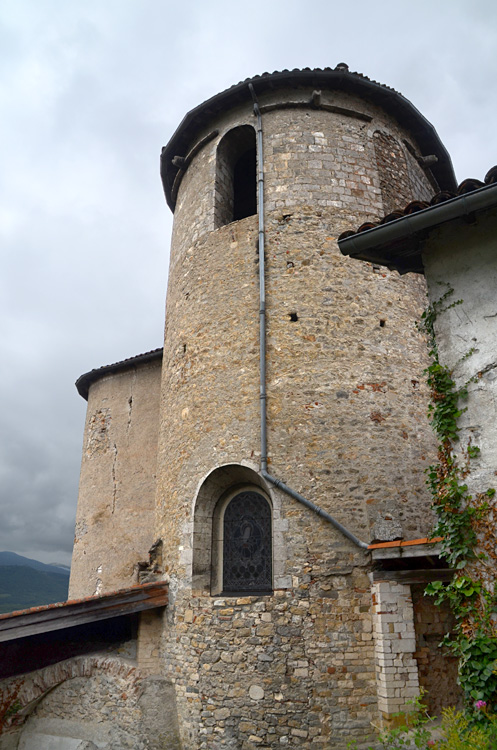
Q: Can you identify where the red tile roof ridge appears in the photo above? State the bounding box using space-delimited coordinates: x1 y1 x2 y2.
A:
368 536 443 550
339 168 497 243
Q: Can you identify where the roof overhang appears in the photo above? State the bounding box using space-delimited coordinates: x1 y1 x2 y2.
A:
75 348 163 401
338 182 497 274
160 67 457 211
0 582 168 643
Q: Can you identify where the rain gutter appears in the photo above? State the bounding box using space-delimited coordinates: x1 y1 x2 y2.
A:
338 182 497 274
249 84 369 551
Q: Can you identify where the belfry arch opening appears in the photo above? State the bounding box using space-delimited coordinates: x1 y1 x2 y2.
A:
215 125 257 228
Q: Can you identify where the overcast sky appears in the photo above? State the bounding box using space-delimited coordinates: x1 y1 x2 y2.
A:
1 0 496 566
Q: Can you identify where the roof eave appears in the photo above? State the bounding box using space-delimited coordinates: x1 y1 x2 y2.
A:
75 348 163 401
0 582 168 643
160 68 457 211
338 182 497 274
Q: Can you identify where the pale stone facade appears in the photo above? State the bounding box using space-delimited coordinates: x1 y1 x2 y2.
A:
70 354 162 598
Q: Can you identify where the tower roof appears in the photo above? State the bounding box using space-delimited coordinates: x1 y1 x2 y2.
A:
160 65 457 210
75 348 163 400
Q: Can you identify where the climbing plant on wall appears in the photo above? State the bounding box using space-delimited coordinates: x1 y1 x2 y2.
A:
418 286 497 710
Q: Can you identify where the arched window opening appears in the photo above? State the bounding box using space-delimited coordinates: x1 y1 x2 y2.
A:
215 126 257 228
222 490 272 594
192 466 283 596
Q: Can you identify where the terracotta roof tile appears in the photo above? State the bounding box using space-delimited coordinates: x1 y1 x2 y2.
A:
368 536 443 550
338 168 497 242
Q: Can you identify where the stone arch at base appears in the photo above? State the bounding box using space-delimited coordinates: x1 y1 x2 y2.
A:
0 656 140 732
192 463 288 594
1 655 181 750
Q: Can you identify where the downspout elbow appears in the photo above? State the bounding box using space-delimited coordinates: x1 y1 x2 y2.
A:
262 470 370 551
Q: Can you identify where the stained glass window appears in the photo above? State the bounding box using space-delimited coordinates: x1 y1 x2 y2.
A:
222 491 272 593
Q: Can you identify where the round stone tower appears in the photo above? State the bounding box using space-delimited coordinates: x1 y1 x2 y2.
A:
155 66 456 748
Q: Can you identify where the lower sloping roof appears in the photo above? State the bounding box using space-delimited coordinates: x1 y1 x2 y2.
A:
0 581 167 643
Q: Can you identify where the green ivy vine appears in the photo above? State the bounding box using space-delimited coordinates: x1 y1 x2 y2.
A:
417 285 497 710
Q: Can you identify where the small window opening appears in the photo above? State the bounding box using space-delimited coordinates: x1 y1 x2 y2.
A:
215 126 257 228
289 312 299 322
379 319 386 328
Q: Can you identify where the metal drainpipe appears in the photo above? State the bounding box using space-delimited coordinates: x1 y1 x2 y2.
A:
249 83 268 476
248 84 369 552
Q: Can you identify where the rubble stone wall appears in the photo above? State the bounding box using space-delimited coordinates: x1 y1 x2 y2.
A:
0 655 180 750
411 583 463 716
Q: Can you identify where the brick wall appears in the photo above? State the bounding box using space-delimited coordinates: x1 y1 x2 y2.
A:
412 584 463 716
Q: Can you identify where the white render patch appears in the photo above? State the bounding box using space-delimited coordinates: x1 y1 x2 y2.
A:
423 209 497 506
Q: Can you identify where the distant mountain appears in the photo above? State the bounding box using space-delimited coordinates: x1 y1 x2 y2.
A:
0 552 70 615
0 551 70 576
48 563 71 572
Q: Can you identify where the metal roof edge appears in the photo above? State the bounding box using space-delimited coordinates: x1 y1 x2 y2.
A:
338 182 497 274
75 348 163 401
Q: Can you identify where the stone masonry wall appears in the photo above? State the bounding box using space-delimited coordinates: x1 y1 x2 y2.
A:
1 656 180 750
164 567 376 749
70 359 162 599
154 85 441 747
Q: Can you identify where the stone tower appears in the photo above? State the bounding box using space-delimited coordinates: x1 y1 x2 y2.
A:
70 66 458 748
153 66 456 747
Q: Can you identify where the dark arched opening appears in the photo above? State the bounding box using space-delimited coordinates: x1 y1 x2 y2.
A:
215 126 257 228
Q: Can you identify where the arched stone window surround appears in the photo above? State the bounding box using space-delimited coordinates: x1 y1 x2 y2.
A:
214 125 257 228
191 463 288 595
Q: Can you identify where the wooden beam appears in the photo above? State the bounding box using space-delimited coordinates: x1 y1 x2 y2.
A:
371 569 453 585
